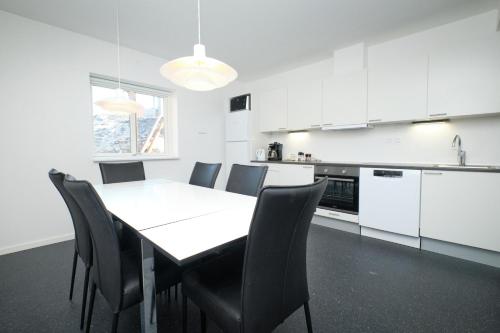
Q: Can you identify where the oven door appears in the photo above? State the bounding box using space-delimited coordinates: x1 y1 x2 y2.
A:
315 176 358 214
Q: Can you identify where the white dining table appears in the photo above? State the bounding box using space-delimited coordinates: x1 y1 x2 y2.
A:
93 179 257 333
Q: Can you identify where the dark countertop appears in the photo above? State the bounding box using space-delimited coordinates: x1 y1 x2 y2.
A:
250 160 500 173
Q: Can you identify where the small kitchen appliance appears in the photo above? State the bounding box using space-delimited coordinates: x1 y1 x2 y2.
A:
268 142 283 161
255 149 266 161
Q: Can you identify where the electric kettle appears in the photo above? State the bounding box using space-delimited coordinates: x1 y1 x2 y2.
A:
255 149 266 161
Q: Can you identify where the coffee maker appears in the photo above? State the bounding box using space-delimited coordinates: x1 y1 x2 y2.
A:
268 142 283 161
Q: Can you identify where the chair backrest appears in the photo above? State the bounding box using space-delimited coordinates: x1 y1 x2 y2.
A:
189 162 222 188
63 175 123 313
241 178 327 332
225 164 268 197
48 169 92 267
99 161 145 184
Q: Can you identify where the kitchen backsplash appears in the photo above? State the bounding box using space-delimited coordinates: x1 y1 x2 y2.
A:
260 114 500 166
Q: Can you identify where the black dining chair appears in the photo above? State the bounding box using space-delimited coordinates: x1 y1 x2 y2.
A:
63 175 182 333
189 162 222 188
225 164 268 197
48 169 93 329
99 161 145 184
181 178 327 333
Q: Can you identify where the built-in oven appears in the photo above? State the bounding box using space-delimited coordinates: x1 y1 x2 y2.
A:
314 165 360 223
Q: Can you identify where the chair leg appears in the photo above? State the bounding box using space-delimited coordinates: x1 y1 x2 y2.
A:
200 309 207 333
168 287 171 302
80 266 90 329
69 250 78 300
111 312 119 333
175 284 178 300
182 295 187 333
304 302 313 333
85 282 96 333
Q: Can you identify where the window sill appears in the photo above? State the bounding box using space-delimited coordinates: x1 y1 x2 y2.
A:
93 155 180 163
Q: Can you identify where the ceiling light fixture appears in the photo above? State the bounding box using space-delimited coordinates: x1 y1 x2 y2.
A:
95 0 144 115
160 0 238 91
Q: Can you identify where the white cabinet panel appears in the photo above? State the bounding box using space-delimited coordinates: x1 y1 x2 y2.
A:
225 142 250 181
428 34 500 118
367 49 428 123
420 171 500 252
253 163 314 186
322 70 367 126
259 88 287 132
287 80 322 130
225 111 250 142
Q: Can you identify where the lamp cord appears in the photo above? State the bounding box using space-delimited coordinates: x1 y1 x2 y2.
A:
197 0 201 44
116 0 121 90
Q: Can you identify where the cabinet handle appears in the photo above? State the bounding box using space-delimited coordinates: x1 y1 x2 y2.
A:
328 212 340 217
429 113 447 117
368 119 382 123
423 171 443 175
310 124 321 128
278 127 287 130
322 123 333 126
302 166 313 169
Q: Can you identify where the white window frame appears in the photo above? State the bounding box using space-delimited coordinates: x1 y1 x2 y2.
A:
90 74 178 162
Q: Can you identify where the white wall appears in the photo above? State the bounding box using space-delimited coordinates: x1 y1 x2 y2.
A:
229 10 500 166
0 10 225 254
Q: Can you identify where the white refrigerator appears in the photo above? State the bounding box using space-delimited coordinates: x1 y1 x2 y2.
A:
225 110 252 181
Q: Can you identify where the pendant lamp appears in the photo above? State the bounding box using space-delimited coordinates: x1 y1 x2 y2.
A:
160 0 238 91
95 0 144 115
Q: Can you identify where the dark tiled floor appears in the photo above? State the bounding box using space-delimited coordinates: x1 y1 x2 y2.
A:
1 225 500 333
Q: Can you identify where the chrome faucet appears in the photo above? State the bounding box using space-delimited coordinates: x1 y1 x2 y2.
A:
452 134 466 166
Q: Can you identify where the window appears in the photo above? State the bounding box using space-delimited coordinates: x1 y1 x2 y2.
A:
90 75 177 160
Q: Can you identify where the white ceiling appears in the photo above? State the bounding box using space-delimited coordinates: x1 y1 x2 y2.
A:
0 0 497 80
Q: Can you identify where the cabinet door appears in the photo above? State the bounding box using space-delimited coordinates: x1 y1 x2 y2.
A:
420 171 500 252
254 163 314 186
262 164 282 186
259 88 288 132
428 34 500 118
367 51 428 123
281 165 314 185
322 70 367 126
287 80 322 130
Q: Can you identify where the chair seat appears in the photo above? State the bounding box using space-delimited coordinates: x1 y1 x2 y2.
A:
182 251 245 333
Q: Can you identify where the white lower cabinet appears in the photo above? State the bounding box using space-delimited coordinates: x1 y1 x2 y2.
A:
420 171 500 252
252 163 314 186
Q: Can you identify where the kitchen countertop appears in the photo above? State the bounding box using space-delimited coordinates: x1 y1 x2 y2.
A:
250 160 500 173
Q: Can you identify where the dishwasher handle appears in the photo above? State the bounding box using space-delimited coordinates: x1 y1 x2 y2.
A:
373 170 403 178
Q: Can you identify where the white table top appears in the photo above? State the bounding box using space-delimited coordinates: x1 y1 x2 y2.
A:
140 206 256 262
93 179 257 231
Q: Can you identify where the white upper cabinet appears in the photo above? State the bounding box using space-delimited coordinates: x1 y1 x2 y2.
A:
428 33 500 118
259 88 288 132
322 70 368 126
367 40 428 123
287 80 323 130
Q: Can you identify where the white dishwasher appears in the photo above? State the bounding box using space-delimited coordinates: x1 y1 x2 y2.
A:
359 168 422 248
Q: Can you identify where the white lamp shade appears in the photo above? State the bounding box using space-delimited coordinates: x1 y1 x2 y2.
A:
160 44 238 91
95 89 144 115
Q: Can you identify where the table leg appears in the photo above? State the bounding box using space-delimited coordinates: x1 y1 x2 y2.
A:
140 239 157 333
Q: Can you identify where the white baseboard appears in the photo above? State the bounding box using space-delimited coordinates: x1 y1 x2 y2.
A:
0 233 75 256
361 227 421 249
